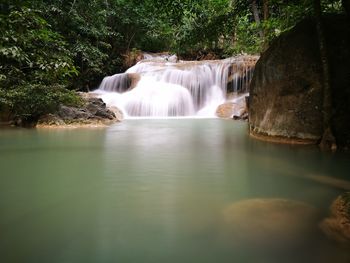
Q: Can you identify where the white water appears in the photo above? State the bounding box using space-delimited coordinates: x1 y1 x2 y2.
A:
94 54 257 118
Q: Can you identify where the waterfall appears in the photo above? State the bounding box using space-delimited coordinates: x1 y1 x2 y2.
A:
94 54 258 118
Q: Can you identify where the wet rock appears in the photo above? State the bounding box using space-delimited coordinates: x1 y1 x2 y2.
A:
226 57 258 93
233 112 248 121
109 106 124 121
221 198 319 249
216 94 248 120
216 102 236 119
127 73 141 90
98 73 141 92
320 192 350 247
249 15 350 148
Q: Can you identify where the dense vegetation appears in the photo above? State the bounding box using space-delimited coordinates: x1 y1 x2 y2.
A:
0 0 346 124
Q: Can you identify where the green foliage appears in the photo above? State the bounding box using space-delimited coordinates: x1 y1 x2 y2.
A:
0 7 77 84
0 85 82 122
228 13 262 55
170 0 235 55
0 6 80 123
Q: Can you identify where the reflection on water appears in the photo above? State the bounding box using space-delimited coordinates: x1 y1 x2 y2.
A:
0 119 349 263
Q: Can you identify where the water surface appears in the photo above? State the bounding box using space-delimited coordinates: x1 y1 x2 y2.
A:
0 119 349 263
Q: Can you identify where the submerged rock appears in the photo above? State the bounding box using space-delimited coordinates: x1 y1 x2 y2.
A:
38 93 122 127
320 192 350 247
249 15 350 148
221 198 319 249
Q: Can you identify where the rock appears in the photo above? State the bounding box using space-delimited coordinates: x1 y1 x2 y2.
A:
216 94 248 120
233 112 248 121
37 114 65 125
226 57 258 93
221 198 319 249
127 73 141 90
85 97 115 120
123 49 144 69
216 102 236 119
38 93 122 127
58 105 92 120
320 192 350 247
109 106 124 121
248 15 350 148
167 54 178 63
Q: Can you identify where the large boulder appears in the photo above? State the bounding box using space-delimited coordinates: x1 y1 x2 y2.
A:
248 15 350 148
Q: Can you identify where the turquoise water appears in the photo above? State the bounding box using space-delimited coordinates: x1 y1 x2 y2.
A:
0 119 349 263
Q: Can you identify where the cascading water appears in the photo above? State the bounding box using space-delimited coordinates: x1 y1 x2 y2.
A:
93 54 258 118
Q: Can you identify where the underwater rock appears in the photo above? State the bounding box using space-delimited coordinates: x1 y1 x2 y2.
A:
221 198 319 249
320 192 350 247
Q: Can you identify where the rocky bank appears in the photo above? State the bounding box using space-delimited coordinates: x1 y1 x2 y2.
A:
37 93 123 127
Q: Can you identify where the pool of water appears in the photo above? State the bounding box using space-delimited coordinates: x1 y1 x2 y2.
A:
0 119 349 263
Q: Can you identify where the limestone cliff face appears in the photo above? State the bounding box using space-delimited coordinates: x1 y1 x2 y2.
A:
248 15 350 148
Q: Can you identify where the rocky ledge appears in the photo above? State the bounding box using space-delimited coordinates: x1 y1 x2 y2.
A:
37 93 123 128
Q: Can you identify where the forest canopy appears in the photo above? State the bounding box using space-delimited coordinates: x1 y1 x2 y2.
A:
0 0 346 123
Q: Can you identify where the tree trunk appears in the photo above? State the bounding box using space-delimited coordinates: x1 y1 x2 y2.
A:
314 0 336 151
251 0 264 39
262 0 269 49
263 0 269 20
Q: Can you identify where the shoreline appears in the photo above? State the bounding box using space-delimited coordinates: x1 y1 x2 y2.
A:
249 129 319 145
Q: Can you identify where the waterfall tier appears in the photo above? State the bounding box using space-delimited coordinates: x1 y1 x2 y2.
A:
94 55 258 118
